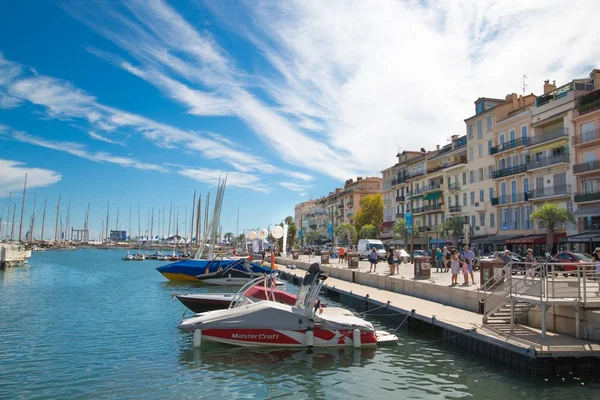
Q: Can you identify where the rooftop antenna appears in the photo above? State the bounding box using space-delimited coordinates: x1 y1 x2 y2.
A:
522 74 528 96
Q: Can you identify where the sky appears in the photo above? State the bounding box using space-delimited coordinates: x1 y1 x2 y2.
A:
1 0 599 241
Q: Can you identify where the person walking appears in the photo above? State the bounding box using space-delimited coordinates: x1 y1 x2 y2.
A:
461 257 470 285
387 247 395 275
338 245 345 264
442 246 450 272
393 247 400 274
369 247 378 273
592 247 600 296
524 248 535 278
450 249 460 286
435 247 443 273
461 245 476 285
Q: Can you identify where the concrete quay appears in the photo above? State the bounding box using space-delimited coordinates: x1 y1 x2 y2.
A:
276 255 600 373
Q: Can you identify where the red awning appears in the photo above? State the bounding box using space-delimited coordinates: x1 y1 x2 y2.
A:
506 233 566 244
381 221 395 229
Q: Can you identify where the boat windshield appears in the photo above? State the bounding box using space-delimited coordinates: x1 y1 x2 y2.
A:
295 263 326 309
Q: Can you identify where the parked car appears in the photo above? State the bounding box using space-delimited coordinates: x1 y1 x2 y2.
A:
552 251 593 276
357 239 386 260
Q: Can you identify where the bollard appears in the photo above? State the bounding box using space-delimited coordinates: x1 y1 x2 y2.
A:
353 329 361 348
306 330 314 348
193 329 202 348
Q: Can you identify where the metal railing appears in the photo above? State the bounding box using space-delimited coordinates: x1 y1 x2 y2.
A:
573 159 600 174
490 137 529 154
526 127 569 147
448 182 461 191
491 193 529 205
448 205 462 213
492 164 527 179
527 184 571 200
574 191 600 203
573 128 600 145
527 153 569 170
422 183 442 192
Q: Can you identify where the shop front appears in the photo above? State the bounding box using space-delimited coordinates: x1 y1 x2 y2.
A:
561 231 600 254
505 233 566 256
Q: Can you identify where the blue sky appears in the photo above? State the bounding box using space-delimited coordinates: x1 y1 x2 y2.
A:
1 0 599 240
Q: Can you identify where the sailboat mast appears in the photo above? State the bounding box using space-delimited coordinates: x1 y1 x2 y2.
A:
150 207 154 240
176 207 179 237
10 204 16 241
168 202 172 239
65 200 71 242
137 203 141 240
41 198 47 242
18 173 27 242
85 203 90 242
101 219 104 243
195 194 201 247
162 204 165 240
5 192 11 240
54 195 61 242
105 201 110 242
29 189 37 244
190 190 196 248
204 193 210 238
115 206 120 231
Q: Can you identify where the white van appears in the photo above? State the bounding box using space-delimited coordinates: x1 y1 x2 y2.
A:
357 239 386 260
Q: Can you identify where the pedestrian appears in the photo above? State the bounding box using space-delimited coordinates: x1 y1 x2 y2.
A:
338 245 345 264
369 247 378 273
461 245 476 284
443 246 450 272
501 249 512 265
524 248 535 278
592 247 600 296
450 249 460 286
387 247 395 275
462 257 470 285
393 247 400 273
435 247 443 272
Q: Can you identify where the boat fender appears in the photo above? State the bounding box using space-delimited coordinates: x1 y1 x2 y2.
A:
353 329 361 349
193 329 202 348
306 330 314 348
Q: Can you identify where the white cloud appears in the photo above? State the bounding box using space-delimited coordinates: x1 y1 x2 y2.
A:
279 181 312 192
0 159 62 197
178 168 271 193
88 131 124 146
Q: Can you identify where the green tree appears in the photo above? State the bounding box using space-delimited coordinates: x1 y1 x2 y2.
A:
304 230 321 245
359 224 379 239
440 218 464 246
334 222 357 245
353 194 383 233
284 216 294 226
531 203 575 252
224 232 233 243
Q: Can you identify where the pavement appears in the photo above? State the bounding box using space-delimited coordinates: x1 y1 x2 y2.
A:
286 254 480 292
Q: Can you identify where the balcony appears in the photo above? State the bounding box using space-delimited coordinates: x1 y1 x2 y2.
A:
491 193 529 205
426 158 467 174
448 205 462 213
396 196 405 202
573 128 600 146
528 185 571 200
418 226 432 233
422 203 444 213
447 182 461 191
407 171 425 180
492 164 527 179
577 90 600 116
574 191 600 203
412 187 423 195
490 137 529 155
573 160 600 175
396 212 405 218
527 153 569 171
474 202 487 212
412 206 425 214
526 127 569 148
422 183 442 193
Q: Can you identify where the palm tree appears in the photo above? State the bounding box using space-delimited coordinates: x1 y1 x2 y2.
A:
334 222 357 245
440 218 464 247
359 224 379 239
304 230 321 246
393 219 408 245
531 203 575 252
224 232 233 243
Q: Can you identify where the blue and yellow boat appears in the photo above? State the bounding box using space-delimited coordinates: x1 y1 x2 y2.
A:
156 258 274 281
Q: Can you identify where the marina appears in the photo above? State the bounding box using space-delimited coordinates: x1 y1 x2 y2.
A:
1 249 599 399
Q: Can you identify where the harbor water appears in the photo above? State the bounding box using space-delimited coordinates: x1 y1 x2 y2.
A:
1 250 598 399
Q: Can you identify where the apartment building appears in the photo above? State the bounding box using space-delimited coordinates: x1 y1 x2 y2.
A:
381 164 397 242
570 70 600 252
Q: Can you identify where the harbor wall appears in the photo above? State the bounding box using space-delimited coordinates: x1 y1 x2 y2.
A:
526 306 600 341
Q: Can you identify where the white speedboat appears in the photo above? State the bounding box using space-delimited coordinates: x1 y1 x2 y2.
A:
178 263 398 348
123 252 134 261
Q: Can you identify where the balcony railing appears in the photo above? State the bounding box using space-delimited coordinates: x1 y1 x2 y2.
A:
491 193 529 205
574 191 600 203
573 128 600 146
492 164 527 179
528 185 571 200
526 127 569 147
573 160 600 174
396 212 405 218
447 182 461 191
490 137 529 155
422 183 442 192
407 171 425 180
412 206 425 214
426 158 467 174
527 153 569 170
577 90 600 115
448 205 462 213
396 196 405 202
423 204 444 213
412 187 423 195
418 226 431 233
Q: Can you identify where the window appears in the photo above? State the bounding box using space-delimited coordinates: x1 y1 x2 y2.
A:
477 120 483 139
523 178 529 193
434 214 438 226
513 208 520 230
470 191 475 206
480 213 485 226
479 168 484 181
581 121 595 142
583 150 596 164
488 166 494 178
499 133 505 144
509 129 516 142
486 116 492 132
471 215 476 227
462 172 467 185
470 171 475 183
469 147 473 161
521 125 528 139
479 190 484 202
583 179 598 193
448 196 452 206
501 209 508 230
468 124 473 139
488 140 493 155
478 143 483 157
489 187 494 201
463 193 467 206
490 213 495 228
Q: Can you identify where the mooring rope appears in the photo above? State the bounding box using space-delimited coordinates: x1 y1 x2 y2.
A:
392 314 411 334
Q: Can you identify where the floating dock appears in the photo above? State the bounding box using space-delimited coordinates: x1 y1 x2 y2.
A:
277 258 600 374
0 244 32 269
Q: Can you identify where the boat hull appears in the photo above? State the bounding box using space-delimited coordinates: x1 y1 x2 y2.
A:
176 294 235 313
199 328 378 348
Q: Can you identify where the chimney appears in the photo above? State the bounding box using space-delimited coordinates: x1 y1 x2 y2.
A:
451 134 459 141
543 79 556 94
591 69 600 90
436 144 440 151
